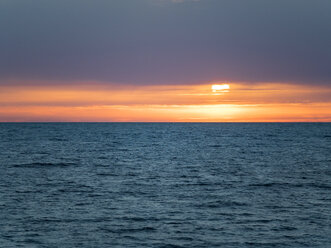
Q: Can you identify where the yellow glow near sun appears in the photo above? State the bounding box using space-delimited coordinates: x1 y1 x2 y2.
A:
211 84 230 92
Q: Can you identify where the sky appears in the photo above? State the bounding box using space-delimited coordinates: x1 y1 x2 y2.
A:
1 0 331 121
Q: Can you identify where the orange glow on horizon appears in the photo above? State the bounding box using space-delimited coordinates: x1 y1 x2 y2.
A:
0 82 331 122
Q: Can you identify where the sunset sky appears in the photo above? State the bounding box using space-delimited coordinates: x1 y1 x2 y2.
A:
1 0 331 121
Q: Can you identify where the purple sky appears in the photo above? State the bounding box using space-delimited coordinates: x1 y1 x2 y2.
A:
1 0 330 86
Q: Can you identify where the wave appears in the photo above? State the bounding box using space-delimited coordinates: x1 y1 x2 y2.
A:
99 226 156 234
13 162 77 168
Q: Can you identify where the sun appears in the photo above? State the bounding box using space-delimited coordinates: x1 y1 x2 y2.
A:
211 84 230 92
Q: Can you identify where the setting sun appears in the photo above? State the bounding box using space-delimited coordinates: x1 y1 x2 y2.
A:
212 84 230 92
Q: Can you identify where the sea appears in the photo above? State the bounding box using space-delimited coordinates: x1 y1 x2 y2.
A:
0 123 330 248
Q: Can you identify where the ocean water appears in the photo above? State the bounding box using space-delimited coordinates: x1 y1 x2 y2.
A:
0 123 330 248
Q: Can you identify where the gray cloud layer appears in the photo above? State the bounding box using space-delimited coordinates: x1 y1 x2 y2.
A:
1 0 330 85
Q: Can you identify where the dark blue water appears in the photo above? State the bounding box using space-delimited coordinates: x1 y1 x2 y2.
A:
0 123 330 247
